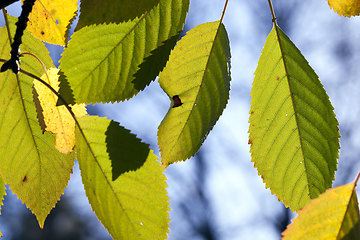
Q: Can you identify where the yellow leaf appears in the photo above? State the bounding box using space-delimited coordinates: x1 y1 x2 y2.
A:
282 180 360 239
327 0 360 17
33 68 86 154
0 176 5 237
25 0 78 45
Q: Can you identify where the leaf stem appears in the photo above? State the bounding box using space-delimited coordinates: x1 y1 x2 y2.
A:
355 172 360 185
220 0 229 23
0 58 98 162
19 67 76 116
1 58 79 134
267 0 277 25
20 52 49 81
2 8 13 46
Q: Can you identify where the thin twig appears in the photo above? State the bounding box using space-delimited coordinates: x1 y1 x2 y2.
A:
18 68 104 178
18 68 76 117
1 58 98 163
0 58 79 131
2 8 13 46
220 0 229 23
267 0 277 25
20 52 49 81
21 53 47 73
355 172 360 185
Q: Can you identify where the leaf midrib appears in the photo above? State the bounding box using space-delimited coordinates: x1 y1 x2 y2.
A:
274 25 310 204
168 21 223 158
336 184 356 239
36 0 62 38
77 118 138 237
74 7 152 92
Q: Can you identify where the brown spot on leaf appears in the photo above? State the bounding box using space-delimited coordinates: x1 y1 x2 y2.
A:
248 139 252 145
172 95 183 108
276 76 280 80
250 111 254 115
41 31 45 35
22 175 28 182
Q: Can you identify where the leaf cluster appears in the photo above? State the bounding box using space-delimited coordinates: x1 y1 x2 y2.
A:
0 0 359 239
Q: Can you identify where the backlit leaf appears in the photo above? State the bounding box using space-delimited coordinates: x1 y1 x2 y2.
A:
0 175 4 237
158 21 231 166
249 25 340 211
60 0 189 103
327 0 360 17
0 15 74 227
23 0 78 45
77 0 161 30
282 181 360 239
76 116 169 239
33 67 87 154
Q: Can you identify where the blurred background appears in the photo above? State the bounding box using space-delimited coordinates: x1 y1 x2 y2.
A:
1 0 360 239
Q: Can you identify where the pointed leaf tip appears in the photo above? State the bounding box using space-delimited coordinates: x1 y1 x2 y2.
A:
158 21 231 166
249 26 339 211
0 16 75 227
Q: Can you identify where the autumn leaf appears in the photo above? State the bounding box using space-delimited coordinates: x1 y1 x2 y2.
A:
25 0 78 45
0 176 5 237
33 67 87 154
282 177 360 239
327 0 360 17
0 15 74 227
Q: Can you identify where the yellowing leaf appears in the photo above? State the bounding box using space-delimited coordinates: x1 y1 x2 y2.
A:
33 67 86 154
0 15 74 227
327 0 360 17
282 181 360 239
0 175 5 237
25 0 78 45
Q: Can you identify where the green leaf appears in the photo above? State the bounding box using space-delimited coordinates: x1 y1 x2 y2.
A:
282 182 360 239
76 0 161 30
60 0 189 103
157 21 231 166
248 25 340 211
0 15 74 227
76 116 169 239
